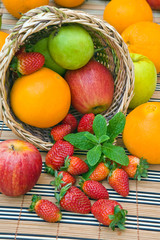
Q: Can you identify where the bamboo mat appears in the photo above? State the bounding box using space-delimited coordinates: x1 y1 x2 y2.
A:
0 1 160 239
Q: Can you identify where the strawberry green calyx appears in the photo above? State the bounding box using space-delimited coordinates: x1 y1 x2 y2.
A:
78 176 86 189
10 56 22 77
55 183 72 204
50 170 65 191
44 163 55 176
29 195 41 212
60 155 71 171
134 158 149 181
108 162 119 177
108 205 128 231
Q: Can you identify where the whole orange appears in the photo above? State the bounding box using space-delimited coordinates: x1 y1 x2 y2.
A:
2 0 49 19
121 21 160 73
54 0 85 8
10 67 71 128
123 102 160 164
0 31 9 51
103 0 153 34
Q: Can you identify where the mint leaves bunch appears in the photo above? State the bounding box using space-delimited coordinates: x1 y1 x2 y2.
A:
64 112 129 168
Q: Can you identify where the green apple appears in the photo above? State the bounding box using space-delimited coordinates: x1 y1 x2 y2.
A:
48 24 94 70
33 37 66 76
129 53 157 109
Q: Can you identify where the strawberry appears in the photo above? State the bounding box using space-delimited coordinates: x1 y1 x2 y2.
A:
122 155 149 180
91 199 127 230
29 195 61 223
77 113 95 133
51 170 76 190
108 168 129 197
45 140 74 174
51 124 72 142
62 113 78 132
11 52 45 76
89 162 110 181
80 179 109 200
61 156 89 175
55 185 91 214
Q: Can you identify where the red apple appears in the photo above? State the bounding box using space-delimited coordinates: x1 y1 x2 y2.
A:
0 139 42 196
65 60 114 114
146 0 160 10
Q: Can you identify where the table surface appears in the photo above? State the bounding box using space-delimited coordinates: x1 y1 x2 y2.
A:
0 1 160 240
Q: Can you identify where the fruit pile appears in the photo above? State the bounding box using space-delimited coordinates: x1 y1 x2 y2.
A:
8 23 115 129
28 112 148 228
0 0 160 234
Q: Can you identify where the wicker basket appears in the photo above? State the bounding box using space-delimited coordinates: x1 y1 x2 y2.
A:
0 6 134 151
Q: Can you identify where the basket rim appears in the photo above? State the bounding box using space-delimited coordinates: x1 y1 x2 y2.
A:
0 5 135 151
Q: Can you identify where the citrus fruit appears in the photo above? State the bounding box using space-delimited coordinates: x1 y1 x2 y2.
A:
123 102 160 164
121 21 160 73
54 0 85 8
2 0 49 19
10 67 71 128
48 24 94 70
0 31 9 51
103 0 153 34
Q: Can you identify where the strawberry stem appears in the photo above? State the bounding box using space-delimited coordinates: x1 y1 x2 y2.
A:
50 170 65 191
60 155 71 171
29 195 41 212
55 183 72 205
134 158 149 181
44 163 55 176
108 205 128 231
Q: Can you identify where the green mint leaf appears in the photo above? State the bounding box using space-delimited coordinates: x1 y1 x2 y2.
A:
87 145 102 166
64 132 95 150
107 112 126 143
98 135 110 144
93 114 107 139
102 143 129 166
84 132 99 144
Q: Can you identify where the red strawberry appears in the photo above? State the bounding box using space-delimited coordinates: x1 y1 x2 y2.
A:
11 52 45 76
122 155 149 180
51 170 76 190
108 168 129 197
80 179 109 200
29 195 61 223
62 113 78 132
77 113 95 133
56 185 91 214
91 199 127 230
51 124 72 142
61 156 89 175
89 162 110 181
45 140 74 174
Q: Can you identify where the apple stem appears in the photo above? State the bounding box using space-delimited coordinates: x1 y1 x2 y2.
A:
9 144 15 151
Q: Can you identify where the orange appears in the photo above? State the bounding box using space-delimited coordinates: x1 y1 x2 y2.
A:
123 102 160 164
121 21 160 73
2 0 49 19
0 31 9 51
103 0 153 34
54 0 85 8
10 67 71 128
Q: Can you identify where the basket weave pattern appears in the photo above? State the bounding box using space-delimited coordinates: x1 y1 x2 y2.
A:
0 6 134 150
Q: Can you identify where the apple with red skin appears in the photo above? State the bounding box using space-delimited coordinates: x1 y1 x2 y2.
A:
146 0 160 10
0 139 42 197
65 59 114 114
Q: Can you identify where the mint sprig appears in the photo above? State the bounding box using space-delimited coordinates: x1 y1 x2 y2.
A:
64 112 128 167
64 131 95 150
